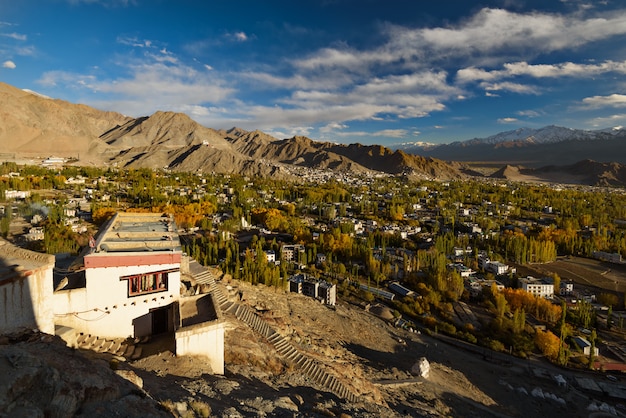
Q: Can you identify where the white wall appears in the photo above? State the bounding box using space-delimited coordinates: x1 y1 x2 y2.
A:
1 267 54 335
53 260 180 339
175 321 225 375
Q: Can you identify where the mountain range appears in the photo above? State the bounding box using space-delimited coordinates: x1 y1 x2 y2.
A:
1 81 625 186
398 125 626 167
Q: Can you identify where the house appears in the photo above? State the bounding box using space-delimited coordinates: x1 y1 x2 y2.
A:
560 282 574 295
519 276 554 299
264 250 276 263
52 212 225 374
573 336 599 356
448 263 475 277
388 281 415 298
0 239 56 335
281 244 305 262
478 254 509 275
288 273 337 306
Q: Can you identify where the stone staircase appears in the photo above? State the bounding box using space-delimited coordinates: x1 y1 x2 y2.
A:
188 260 231 311
188 261 359 402
74 333 142 360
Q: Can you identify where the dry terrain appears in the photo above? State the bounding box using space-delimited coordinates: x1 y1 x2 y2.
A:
125 278 624 417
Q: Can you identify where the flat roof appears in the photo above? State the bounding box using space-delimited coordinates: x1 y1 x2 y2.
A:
93 212 182 253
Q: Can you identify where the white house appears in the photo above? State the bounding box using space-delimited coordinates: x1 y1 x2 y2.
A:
53 212 224 373
519 276 554 299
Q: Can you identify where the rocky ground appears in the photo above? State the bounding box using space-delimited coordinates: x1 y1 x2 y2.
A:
3 276 625 417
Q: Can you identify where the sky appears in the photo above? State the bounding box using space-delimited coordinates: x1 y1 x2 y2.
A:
2 0 626 146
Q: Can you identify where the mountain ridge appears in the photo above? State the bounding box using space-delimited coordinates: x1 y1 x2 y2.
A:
1 81 625 186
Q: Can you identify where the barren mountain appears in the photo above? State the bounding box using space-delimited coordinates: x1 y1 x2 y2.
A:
0 82 130 164
489 160 626 186
0 82 465 180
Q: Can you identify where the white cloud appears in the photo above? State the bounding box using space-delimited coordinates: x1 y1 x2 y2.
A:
588 113 626 128
37 52 234 119
2 60 16 69
482 81 540 94
582 94 626 108
1 32 27 41
117 36 154 48
517 110 541 118
458 60 626 83
319 122 348 133
296 8 626 73
371 129 408 138
498 117 519 123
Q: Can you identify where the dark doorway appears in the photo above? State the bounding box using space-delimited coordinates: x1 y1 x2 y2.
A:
151 306 170 335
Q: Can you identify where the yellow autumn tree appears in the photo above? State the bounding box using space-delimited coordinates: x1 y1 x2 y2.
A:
535 329 560 361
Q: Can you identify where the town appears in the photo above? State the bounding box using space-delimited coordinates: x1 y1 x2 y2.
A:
2 160 626 407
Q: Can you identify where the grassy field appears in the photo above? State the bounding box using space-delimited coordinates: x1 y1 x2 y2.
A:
515 256 626 306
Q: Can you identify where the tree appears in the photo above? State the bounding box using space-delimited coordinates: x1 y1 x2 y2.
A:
535 329 561 361
589 329 597 370
557 301 570 366
552 273 561 296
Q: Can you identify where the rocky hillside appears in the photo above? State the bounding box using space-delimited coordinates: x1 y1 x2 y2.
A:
489 160 626 186
0 329 168 417
0 83 130 165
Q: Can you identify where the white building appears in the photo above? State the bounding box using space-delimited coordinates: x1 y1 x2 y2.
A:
448 263 475 277
53 212 224 373
478 254 509 275
519 276 554 299
264 250 276 263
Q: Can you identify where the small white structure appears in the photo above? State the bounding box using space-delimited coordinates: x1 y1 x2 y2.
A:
264 250 276 263
574 336 599 356
4 190 30 200
478 254 509 275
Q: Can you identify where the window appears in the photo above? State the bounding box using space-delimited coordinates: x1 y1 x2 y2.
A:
121 269 176 297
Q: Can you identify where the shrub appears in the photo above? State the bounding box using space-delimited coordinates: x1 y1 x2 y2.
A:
190 400 211 418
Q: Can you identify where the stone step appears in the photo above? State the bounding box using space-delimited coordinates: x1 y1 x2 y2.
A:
115 343 129 357
123 345 135 358
130 346 142 360
81 335 97 348
76 333 89 346
96 340 114 353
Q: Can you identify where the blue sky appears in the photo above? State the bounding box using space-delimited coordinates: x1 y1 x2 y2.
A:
2 0 626 145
